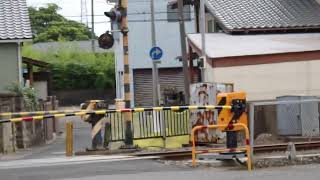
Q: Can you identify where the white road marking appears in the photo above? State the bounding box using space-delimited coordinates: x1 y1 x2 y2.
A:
51 151 66 155
0 155 159 170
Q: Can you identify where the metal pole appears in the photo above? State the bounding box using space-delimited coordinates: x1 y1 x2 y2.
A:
91 0 95 52
66 121 73 157
151 0 160 106
120 0 134 147
249 103 255 163
178 0 190 105
199 0 207 82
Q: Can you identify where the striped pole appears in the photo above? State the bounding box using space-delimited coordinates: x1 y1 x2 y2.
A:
0 105 231 124
120 0 134 147
0 110 85 118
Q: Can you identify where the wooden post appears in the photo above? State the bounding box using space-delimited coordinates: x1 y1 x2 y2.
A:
27 63 33 85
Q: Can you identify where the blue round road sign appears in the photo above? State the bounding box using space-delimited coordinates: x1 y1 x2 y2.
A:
149 47 163 60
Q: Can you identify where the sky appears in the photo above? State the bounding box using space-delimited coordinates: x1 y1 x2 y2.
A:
26 0 114 36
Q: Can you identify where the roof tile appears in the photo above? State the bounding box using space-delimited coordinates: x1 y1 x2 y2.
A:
206 0 320 33
0 0 32 40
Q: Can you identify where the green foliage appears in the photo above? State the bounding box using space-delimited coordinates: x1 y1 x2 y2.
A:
28 3 93 43
22 45 115 90
6 83 39 111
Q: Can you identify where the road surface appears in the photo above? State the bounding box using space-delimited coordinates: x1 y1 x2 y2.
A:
0 157 320 180
1 107 320 180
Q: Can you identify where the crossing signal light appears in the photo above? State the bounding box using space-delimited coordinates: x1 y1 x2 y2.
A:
98 31 114 49
104 7 125 23
168 0 195 9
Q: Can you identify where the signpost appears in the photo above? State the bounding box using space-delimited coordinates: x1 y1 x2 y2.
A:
149 46 163 62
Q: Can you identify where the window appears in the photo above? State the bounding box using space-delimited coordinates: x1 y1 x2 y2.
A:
167 4 191 22
207 19 223 33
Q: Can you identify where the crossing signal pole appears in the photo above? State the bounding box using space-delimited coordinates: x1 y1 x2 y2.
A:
103 0 134 148
120 0 134 147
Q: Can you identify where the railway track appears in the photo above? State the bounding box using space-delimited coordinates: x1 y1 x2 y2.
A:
134 141 320 158
254 141 320 153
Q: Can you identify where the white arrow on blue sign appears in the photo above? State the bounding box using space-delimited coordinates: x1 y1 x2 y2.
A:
149 46 163 61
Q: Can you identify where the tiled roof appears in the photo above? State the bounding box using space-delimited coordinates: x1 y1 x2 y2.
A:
206 0 320 33
0 0 32 40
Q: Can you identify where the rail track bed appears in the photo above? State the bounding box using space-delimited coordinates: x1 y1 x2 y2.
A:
134 141 320 158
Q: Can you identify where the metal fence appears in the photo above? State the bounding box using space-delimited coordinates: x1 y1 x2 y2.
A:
249 97 320 151
105 109 190 142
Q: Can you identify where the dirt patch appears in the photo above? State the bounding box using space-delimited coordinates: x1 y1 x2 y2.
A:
255 155 320 168
254 133 284 145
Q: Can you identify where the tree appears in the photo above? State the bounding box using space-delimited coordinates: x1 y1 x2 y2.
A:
28 3 93 42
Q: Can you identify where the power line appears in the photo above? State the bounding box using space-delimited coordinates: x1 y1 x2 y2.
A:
63 11 192 18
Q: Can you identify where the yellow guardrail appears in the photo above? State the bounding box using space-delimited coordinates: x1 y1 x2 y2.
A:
191 123 252 171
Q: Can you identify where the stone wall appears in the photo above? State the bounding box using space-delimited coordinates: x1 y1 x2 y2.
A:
0 94 24 153
0 94 59 154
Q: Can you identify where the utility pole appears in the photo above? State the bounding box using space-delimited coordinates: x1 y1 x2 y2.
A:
199 0 207 82
120 0 134 147
151 0 160 106
177 0 190 105
91 0 95 52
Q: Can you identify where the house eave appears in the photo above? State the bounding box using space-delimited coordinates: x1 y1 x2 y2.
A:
0 38 32 43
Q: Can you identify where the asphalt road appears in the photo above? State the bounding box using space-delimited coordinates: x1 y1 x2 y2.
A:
1 158 320 180
1 107 320 180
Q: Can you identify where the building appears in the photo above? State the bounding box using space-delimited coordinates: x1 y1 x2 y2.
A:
112 0 195 107
187 0 320 101
0 0 32 93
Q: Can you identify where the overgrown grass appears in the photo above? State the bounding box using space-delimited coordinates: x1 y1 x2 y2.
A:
22 44 115 90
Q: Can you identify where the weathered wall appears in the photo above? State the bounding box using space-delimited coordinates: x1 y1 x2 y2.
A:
0 43 19 93
0 95 58 153
0 94 24 153
208 60 320 101
53 89 116 106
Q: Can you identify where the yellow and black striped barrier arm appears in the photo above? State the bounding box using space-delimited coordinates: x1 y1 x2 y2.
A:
0 110 84 118
0 105 231 124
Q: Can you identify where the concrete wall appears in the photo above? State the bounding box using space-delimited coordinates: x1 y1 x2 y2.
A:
53 89 116 106
0 43 20 93
207 60 320 101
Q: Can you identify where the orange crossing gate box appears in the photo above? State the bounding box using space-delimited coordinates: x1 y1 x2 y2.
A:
217 92 248 131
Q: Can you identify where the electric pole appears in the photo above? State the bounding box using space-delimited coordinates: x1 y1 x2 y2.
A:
151 0 160 106
178 0 190 105
81 0 89 27
200 0 207 82
91 0 95 52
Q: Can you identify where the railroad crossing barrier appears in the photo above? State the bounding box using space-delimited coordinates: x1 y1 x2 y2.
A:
191 123 252 171
0 105 240 157
0 105 230 149
0 105 231 124
0 110 85 118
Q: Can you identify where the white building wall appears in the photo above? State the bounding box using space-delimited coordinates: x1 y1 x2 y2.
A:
206 60 320 101
113 0 195 106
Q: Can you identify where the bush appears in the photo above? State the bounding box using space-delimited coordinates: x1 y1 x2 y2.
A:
6 83 39 111
22 44 115 90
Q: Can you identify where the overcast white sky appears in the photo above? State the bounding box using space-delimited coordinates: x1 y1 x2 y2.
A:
26 0 113 36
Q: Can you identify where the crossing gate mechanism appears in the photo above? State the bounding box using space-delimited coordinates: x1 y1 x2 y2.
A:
217 92 247 148
192 92 251 170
